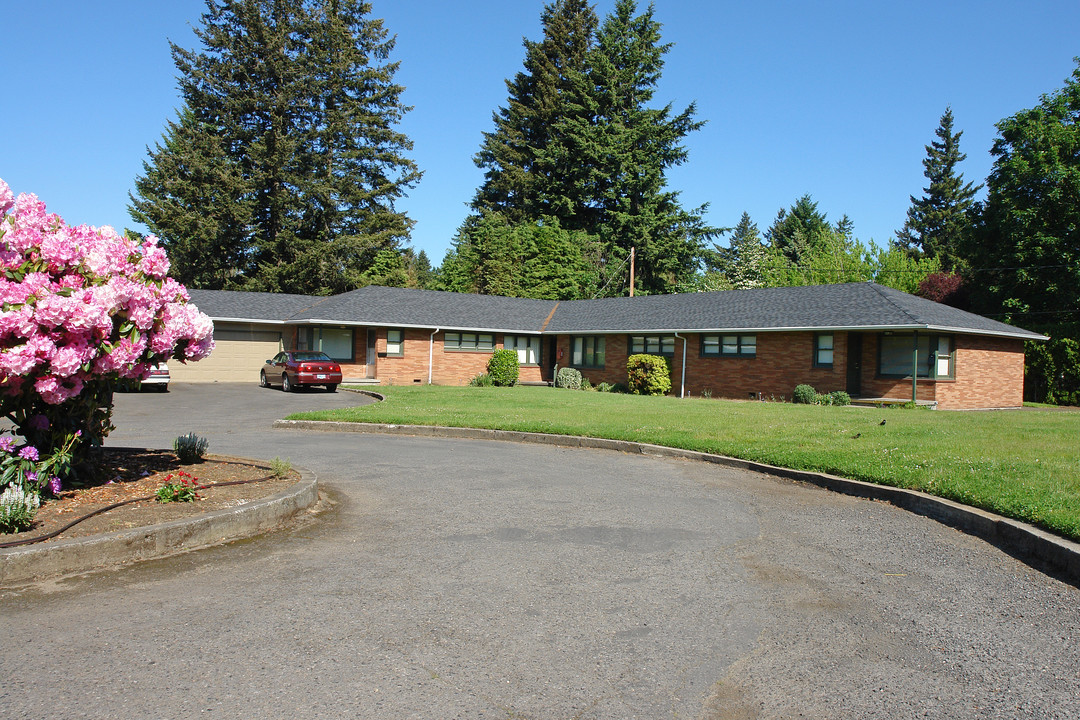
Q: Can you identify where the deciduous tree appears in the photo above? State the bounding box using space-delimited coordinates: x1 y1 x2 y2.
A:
438 214 599 300
971 60 1080 403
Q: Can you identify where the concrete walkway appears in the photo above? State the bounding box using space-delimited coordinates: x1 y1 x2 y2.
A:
1 384 1077 719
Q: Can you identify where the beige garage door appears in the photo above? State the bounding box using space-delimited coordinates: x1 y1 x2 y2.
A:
169 326 284 383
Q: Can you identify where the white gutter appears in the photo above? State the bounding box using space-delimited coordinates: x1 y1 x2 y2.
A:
428 328 440 385
674 332 687 399
552 325 1045 341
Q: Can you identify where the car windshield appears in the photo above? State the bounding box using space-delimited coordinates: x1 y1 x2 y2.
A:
293 352 333 362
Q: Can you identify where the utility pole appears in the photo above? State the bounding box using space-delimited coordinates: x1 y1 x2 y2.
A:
629 247 635 297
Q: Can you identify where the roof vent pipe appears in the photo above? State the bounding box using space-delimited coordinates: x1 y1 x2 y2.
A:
429 328 440 384
673 332 687 399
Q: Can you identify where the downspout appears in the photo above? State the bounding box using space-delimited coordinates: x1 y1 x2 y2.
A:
428 328 440 385
674 332 687 399
912 330 918 403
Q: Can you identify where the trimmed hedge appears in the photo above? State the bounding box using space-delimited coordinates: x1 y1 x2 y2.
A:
487 348 520 387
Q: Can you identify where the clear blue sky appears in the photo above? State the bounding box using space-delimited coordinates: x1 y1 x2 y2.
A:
2 1 1078 264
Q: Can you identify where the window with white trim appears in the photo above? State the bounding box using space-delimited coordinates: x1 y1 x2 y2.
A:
504 335 540 365
814 333 834 368
386 329 404 357
571 336 605 368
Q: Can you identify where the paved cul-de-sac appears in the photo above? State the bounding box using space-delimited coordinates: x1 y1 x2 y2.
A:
1 383 1077 719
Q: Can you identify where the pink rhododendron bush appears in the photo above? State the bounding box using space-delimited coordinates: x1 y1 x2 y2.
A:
0 177 213 518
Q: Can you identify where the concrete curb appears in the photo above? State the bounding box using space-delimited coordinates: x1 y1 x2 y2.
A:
275 419 1080 585
0 463 318 586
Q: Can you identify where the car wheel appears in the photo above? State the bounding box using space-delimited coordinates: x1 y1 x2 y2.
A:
159 384 169 393
326 384 338 393
259 371 269 388
282 374 293 392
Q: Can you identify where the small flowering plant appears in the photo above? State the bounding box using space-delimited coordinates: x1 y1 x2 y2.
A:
0 482 39 533
154 471 203 503
0 431 77 497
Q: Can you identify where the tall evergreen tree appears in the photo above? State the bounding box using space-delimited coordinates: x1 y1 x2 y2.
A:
130 0 420 295
130 107 254 289
471 0 597 223
895 107 980 269
404 248 435 289
547 0 716 295
465 0 714 297
725 212 767 289
765 194 831 265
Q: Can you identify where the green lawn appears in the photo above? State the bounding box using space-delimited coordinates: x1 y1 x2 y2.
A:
291 385 1080 542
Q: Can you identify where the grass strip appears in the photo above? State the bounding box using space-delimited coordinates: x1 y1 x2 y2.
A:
291 385 1080 542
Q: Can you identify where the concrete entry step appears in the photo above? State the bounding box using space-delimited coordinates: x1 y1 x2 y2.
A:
850 396 938 409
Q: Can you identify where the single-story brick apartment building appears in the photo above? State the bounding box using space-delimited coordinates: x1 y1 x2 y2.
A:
176 282 1045 410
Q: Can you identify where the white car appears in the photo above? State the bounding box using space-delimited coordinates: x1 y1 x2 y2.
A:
140 363 170 392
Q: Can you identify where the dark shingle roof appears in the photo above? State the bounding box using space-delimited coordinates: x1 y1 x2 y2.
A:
287 286 559 333
187 289 327 323
188 283 1045 340
545 283 1045 339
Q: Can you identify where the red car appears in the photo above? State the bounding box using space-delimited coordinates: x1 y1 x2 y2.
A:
260 351 343 392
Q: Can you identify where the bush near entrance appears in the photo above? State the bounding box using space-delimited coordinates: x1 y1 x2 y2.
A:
487 348 520 386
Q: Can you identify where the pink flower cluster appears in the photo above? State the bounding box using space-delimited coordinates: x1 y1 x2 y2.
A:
0 178 214 404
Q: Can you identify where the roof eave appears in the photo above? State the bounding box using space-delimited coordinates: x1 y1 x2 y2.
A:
545 324 1047 340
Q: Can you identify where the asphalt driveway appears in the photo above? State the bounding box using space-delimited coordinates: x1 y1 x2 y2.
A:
1 383 1077 719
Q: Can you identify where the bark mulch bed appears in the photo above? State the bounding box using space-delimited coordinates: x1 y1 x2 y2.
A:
0 448 301 547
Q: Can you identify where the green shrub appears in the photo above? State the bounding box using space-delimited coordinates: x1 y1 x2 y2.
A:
174 433 209 463
793 384 817 404
555 367 582 390
270 457 293 479
626 354 672 396
581 377 592 391
828 390 851 406
793 385 852 406
596 382 616 393
487 349 520 387
468 373 494 387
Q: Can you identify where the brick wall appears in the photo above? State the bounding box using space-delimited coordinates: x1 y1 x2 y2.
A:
333 328 546 385
552 330 1025 409
935 336 1026 409
555 332 848 399
858 333 1025 409
859 333 939 404
290 325 1026 408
